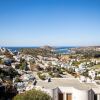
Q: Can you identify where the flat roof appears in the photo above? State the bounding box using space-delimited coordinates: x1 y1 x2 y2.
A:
36 78 98 90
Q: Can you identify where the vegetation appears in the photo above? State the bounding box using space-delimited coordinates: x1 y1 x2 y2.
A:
0 67 19 80
72 61 81 66
73 49 100 59
0 84 17 100
91 64 100 70
3 50 13 59
66 68 75 75
13 89 52 100
16 58 29 71
37 72 46 80
20 48 55 57
0 58 4 64
95 76 100 80
15 77 22 82
48 72 54 77
81 69 89 77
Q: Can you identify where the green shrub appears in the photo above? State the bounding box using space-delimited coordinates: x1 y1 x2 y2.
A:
37 72 46 80
15 77 22 82
13 89 52 100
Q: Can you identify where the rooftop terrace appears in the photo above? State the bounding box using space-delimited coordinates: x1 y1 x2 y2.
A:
36 78 98 90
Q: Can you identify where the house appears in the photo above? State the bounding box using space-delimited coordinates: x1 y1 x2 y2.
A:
20 73 35 82
0 48 6 53
23 55 34 62
0 55 5 59
0 64 4 68
88 70 96 80
52 61 58 66
92 88 100 100
11 62 20 69
35 78 100 100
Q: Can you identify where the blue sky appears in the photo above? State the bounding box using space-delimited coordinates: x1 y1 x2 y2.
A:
0 0 100 47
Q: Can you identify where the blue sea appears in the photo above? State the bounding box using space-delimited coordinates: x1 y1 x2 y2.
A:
54 47 74 54
3 46 75 54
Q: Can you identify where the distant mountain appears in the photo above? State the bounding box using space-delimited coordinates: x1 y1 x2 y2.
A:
40 45 54 51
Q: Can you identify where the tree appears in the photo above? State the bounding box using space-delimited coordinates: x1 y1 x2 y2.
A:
81 69 89 77
15 77 22 82
19 58 28 70
0 58 4 64
13 89 52 100
37 72 46 80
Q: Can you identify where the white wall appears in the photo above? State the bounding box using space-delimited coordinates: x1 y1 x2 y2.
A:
52 87 89 100
42 88 54 98
53 88 59 100
73 89 88 100
41 87 96 100
97 94 100 100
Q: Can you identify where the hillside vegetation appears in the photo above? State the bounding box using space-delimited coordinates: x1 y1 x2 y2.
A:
20 47 55 57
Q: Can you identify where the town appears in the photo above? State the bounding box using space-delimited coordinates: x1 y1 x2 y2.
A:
0 46 100 100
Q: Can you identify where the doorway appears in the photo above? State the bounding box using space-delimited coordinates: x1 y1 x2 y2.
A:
58 93 63 100
66 93 72 100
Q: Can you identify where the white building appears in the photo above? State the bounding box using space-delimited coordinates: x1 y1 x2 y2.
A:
36 78 100 100
88 70 96 80
13 55 21 62
0 48 6 53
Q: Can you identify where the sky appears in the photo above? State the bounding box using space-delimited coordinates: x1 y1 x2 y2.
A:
0 0 100 47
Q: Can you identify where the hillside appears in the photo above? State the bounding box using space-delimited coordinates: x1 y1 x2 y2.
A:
20 47 55 57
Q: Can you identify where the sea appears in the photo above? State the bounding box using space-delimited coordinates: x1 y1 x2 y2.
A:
3 46 75 54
